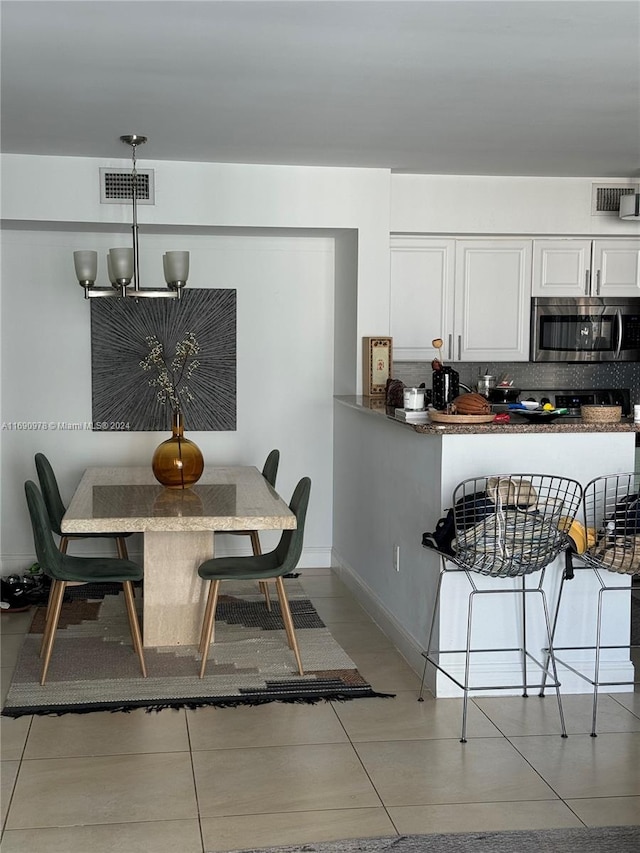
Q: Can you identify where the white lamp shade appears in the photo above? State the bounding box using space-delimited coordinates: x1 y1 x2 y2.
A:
108 247 134 280
163 251 189 283
73 250 97 282
619 193 640 220
106 253 117 285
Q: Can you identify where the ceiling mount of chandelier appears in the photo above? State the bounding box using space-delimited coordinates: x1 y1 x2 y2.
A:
73 135 189 300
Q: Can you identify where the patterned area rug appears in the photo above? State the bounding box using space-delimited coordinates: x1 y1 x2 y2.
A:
224 826 640 853
1 580 392 717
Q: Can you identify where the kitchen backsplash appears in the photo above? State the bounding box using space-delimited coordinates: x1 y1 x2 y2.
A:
394 361 640 406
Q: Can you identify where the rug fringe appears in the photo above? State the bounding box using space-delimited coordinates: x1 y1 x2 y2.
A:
1 690 396 718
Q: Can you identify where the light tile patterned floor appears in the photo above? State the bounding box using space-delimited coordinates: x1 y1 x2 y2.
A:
1 568 639 853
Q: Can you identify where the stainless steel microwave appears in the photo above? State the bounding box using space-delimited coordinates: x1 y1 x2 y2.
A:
531 297 640 362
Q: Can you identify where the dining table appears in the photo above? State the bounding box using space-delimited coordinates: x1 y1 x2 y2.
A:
62 466 297 647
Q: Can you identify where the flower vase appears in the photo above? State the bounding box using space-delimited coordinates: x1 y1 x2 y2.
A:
152 409 204 489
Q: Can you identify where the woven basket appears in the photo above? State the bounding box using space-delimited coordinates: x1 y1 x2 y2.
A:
581 405 622 423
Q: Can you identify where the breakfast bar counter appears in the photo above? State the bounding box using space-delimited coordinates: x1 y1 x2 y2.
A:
335 395 639 435
332 395 636 698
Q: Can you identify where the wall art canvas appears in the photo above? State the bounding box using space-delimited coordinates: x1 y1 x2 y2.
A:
91 289 236 431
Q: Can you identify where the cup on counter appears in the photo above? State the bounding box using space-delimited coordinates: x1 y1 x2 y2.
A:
403 387 426 411
634 404 640 424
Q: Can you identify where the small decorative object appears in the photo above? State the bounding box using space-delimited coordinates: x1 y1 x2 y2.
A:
432 365 459 410
403 387 427 411
451 393 491 415
141 332 205 488
363 337 392 396
385 377 405 408
152 409 204 489
580 405 622 423
431 338 444 370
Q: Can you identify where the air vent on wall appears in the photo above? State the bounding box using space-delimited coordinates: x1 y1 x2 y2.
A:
100 167 155 205
591 182 639 216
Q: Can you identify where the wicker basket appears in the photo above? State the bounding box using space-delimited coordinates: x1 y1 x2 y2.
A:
581 405 622 423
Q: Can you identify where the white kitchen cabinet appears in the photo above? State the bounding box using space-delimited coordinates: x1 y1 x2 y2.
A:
453 240 532 362
594 241 640 296
532 239 640 297
390 237 532 362
390 237 455 360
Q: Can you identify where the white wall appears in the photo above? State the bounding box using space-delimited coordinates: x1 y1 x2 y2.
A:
391 174 640 236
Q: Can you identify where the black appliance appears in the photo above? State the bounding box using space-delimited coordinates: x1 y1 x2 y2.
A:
531 297 640 362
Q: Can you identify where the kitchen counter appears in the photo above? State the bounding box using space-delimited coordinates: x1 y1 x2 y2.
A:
335 395 638 435
332 394 635 698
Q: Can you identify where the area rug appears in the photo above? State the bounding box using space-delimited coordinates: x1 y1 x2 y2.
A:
1 579 393 717
223 826 640 853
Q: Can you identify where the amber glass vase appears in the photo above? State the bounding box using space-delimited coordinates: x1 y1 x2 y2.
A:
152 409 204 489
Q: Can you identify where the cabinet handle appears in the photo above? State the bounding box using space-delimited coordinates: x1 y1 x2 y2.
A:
458 335 462 360
596 270 601 295
585 270 590 295
448 334 452 360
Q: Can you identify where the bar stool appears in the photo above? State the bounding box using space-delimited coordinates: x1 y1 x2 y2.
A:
544 472 640 736
420 473 583 742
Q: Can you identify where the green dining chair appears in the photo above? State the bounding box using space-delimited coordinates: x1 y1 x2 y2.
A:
24 480 147 685
35 452 132 559
216 449 280 610
198 476 311 679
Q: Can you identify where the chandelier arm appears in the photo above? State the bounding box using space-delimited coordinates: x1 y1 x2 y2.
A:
131 141 141 293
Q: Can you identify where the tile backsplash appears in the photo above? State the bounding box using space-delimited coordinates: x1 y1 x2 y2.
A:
394 361 640 407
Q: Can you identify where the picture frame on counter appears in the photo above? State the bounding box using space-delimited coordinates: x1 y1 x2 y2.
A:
363 336 393 396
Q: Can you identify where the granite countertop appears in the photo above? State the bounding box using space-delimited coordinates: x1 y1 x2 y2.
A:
335 395 640 436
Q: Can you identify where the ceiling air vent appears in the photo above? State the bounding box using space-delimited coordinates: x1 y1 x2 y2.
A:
100 168 155 205
591 183 639 216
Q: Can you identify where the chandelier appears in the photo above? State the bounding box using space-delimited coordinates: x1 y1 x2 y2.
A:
73 135 189 299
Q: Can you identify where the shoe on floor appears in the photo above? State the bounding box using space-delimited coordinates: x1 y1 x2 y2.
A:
1 577 32 612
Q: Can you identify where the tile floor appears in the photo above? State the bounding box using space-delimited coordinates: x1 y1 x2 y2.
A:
1 568 639 853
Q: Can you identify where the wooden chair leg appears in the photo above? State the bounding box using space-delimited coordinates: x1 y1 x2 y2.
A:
251 530 272 611
198 580 218 655
123 581 147 678
59 536 69 554
275 576 303 675
199 580 220 678
40 580 66 685
39 581 57 657
116 537 129 560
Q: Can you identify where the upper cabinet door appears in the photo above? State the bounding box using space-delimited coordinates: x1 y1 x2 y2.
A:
532 240 593 297
390 237 455 360
454 240 532 362
593 240 640 296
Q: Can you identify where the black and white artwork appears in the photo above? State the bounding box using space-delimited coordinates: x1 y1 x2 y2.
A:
91 289 236 431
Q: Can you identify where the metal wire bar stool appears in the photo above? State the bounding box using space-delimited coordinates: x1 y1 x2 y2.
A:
543 472 640 736
420 473 583 742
